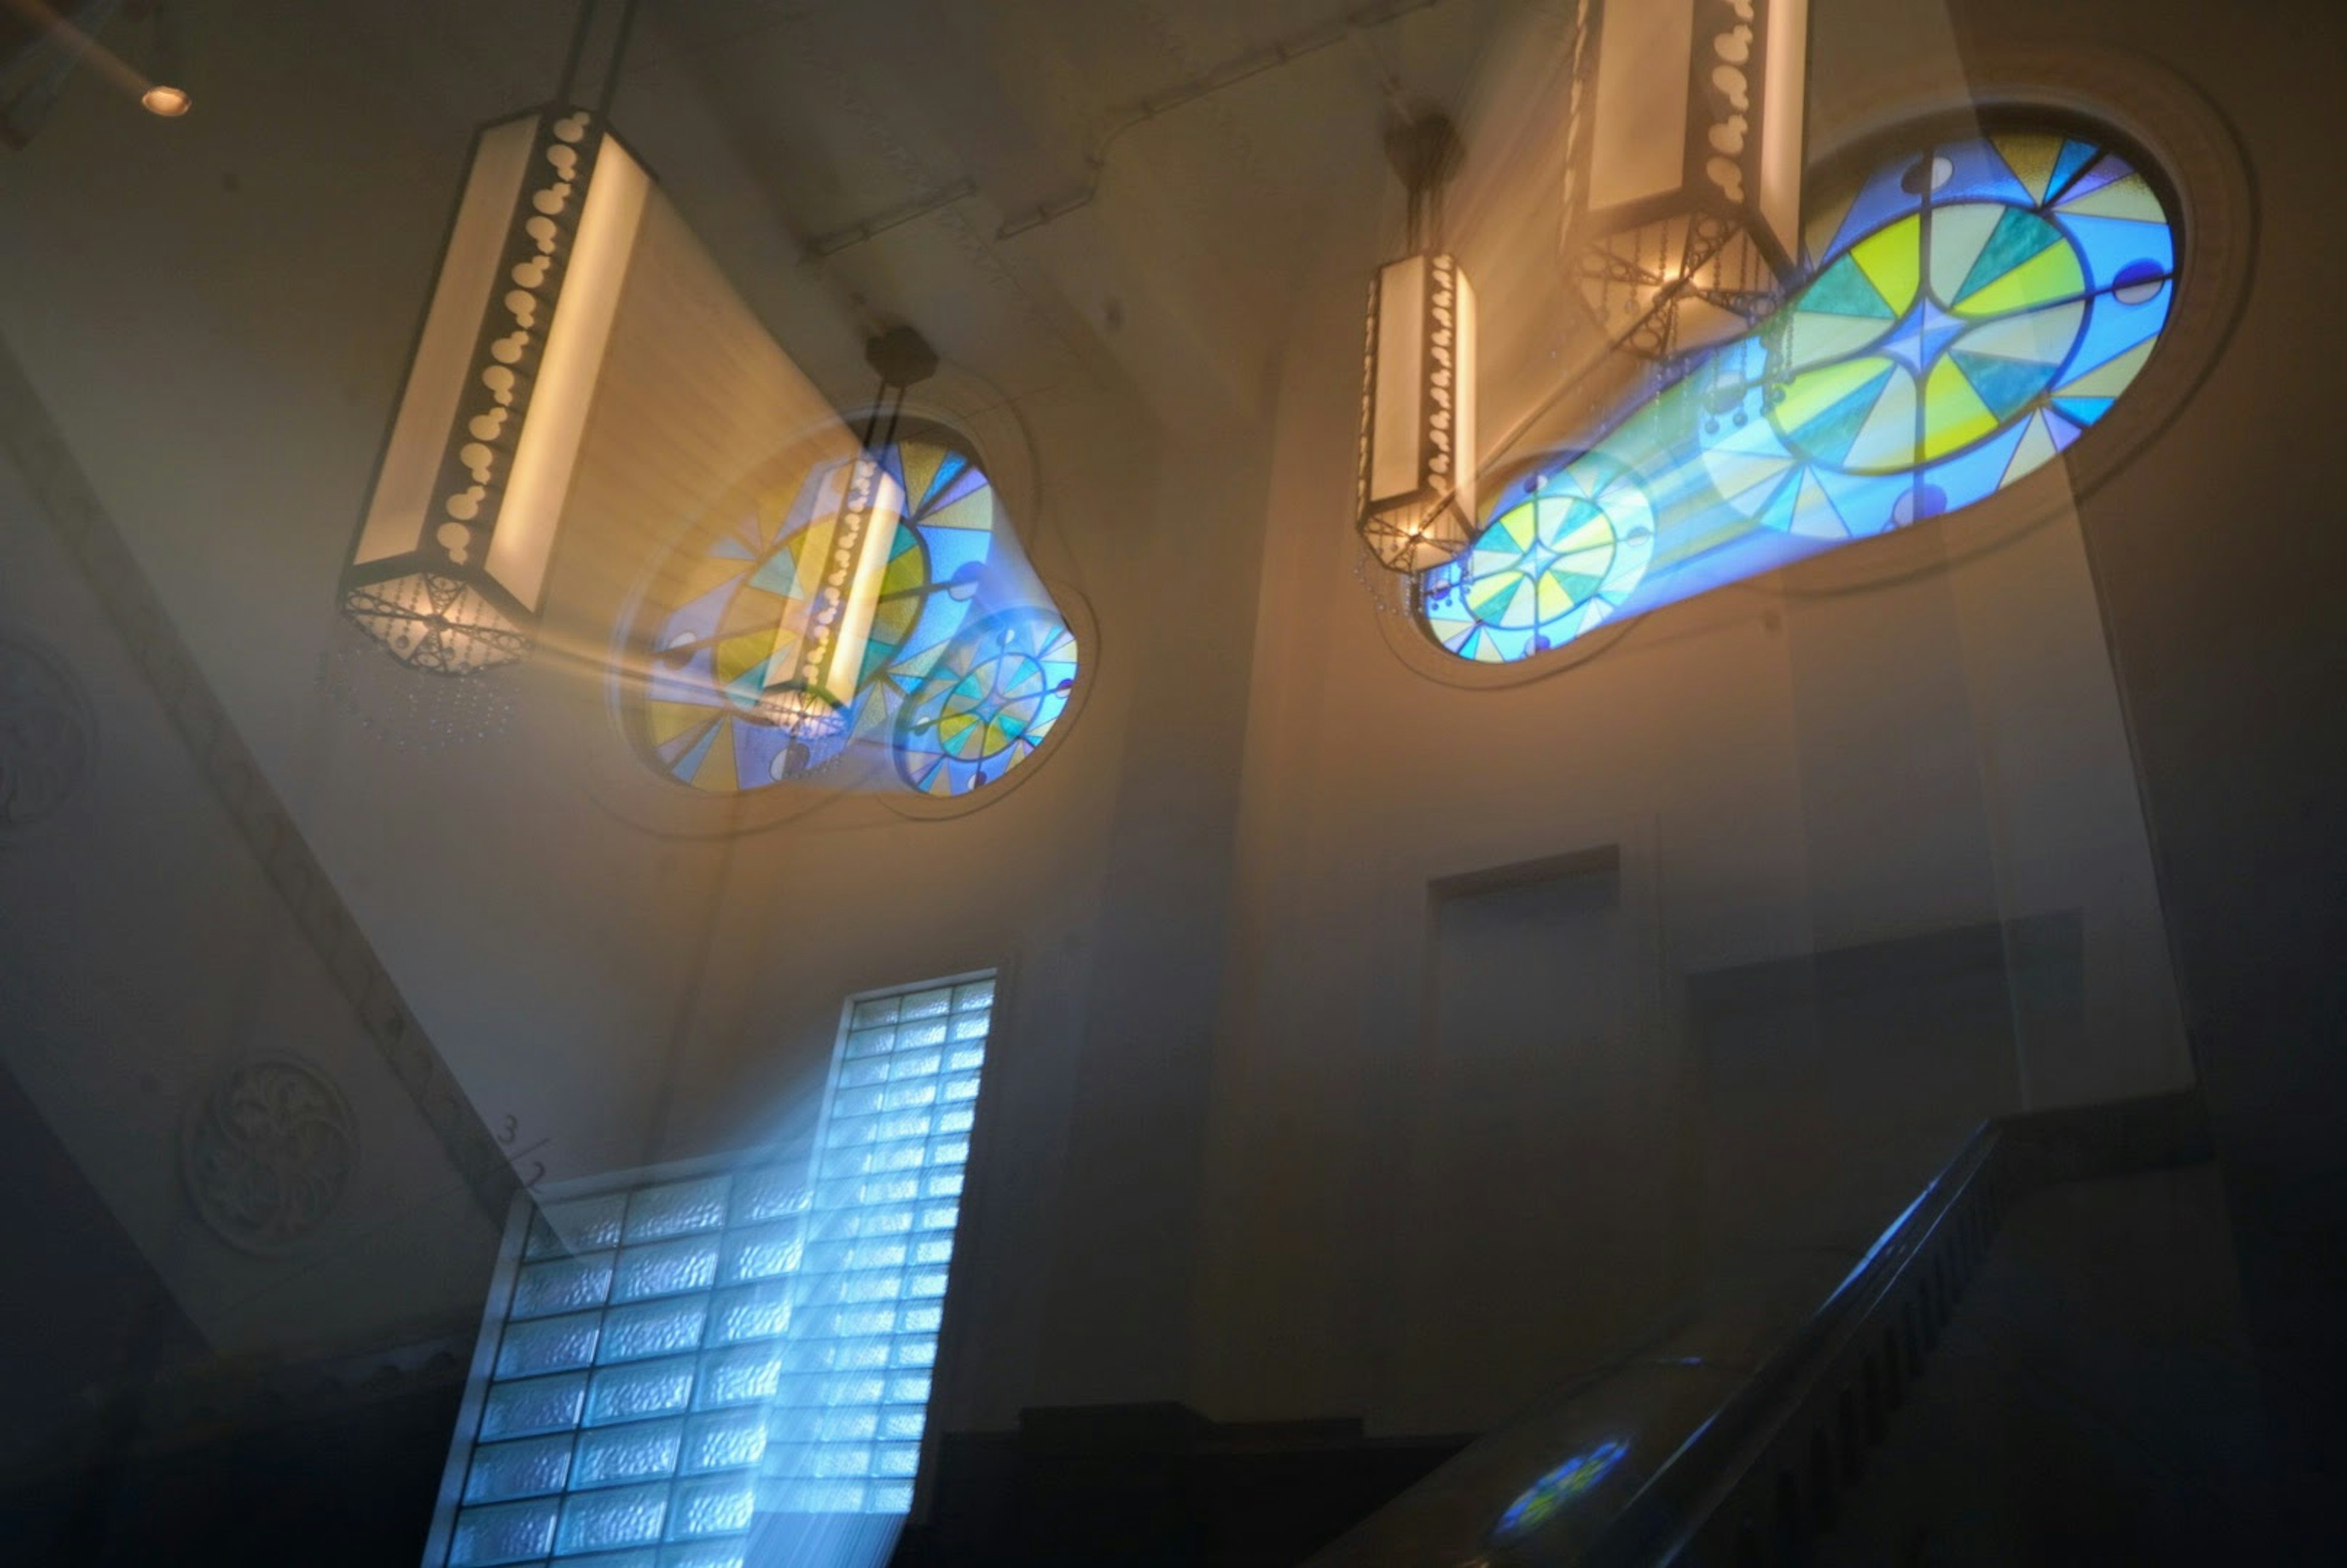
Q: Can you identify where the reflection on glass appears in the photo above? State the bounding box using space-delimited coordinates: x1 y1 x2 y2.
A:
1492 1437 1631 1542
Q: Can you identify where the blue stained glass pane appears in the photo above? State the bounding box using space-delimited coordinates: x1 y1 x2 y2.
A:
720 1222 802 1284
727 1167 807 1225
466 1434 576 1503
900 988 953 1021
498 1312 603 1379
586 1358 698 1426
682 1409 770 1473
625 1177 732 1242
556 1482 669 1554
707 1282 793 1344
449 1497 560 1566
666 1475 757 1539
598 1299 709 1364
612 1237 721 1303
659 1545 748 1568
693 1343 784 1409
529 1194 628 1259
480 1373 589 1441
570 1420 684 1490
512 1255 615 1320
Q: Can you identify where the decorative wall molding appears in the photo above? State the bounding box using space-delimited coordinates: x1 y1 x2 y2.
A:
180 1056 361 1255
0 625 94 830
0 331 520 1220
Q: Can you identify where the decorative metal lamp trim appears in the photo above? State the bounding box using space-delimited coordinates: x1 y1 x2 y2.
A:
340 106 649 675
1357 112 1480 574
1567 0 1811 360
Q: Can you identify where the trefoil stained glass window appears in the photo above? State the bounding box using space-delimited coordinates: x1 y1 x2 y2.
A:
1420 125 2179 664
623 425 1078 799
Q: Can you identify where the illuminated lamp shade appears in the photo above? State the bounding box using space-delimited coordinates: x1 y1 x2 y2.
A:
747 452 908 738
340 107 649 673
1358 251 1478 573
139 84 191 117
749 325 939 738
1568 0 1809 359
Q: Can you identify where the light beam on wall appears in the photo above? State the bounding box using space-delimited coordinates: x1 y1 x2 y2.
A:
341 106 648 673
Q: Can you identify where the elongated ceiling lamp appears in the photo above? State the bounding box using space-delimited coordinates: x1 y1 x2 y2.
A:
1567 0 1809 359
1357 111 1478 574
340 0 647 673
749 326 940 739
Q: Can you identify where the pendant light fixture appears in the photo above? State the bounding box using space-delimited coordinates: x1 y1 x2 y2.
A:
1567 0 1809 359
749 326 940 738
1356 111 1479 575
339 0 647 673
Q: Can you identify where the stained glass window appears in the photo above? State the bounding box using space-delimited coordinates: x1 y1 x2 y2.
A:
1422 126 2178 663
425 976 997 1568
623 425 1078 798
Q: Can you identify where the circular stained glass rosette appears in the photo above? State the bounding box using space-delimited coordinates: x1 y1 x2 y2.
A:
894 606 1080 797
1700 131 2176 537
633 433 997 792
1420 454 1656 664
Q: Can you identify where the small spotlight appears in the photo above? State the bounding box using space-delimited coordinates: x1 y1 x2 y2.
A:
141 85 192 117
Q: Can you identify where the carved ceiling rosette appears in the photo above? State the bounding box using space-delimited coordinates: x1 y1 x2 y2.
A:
182 1057 360 1254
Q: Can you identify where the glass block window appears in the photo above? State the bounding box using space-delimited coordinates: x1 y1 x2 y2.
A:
424 974 997 1567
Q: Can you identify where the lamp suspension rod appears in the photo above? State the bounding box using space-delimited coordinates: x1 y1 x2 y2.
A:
549 0 643 115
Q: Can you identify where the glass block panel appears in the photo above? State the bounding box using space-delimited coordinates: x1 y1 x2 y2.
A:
625 1176 732 1242
611 1237 721 1303
681 1409 768 1473
556 1481 669 1555
666 1474 757 1539
586 1357 697 1426
570 1419 683 1490
449 1497 560 1566
527 1193 629 1260
465 1433 575 1504
435 975 997 1558
480 1372 588 1441
598 1298 708 1364
496 1311 601 1379
510 1254 615 1321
